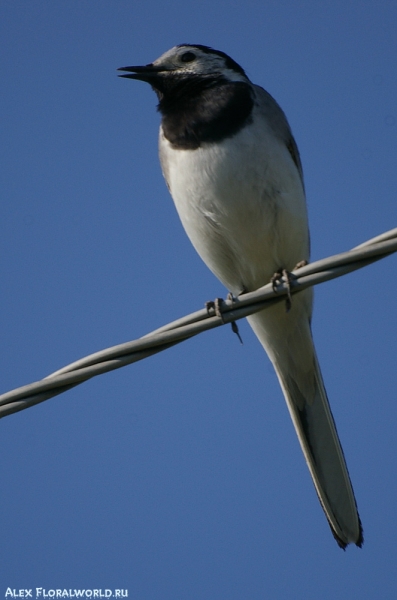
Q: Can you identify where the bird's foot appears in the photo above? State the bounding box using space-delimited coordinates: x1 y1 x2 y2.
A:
271 261 308 312
271 269 293 312
293 260 308 270
226 293 243 344
205 295 243 344
205 298 225 320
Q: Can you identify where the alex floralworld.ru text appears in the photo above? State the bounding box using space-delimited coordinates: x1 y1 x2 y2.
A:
5 591 128 599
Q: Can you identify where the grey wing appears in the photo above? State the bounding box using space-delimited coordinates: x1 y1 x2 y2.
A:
253 84 304 185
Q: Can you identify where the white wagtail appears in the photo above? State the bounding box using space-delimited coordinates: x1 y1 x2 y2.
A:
119 44 363 549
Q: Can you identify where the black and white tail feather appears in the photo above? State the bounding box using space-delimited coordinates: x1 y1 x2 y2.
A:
248 303 363 548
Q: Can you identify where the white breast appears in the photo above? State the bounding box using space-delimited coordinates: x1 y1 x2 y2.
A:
159 100 309 295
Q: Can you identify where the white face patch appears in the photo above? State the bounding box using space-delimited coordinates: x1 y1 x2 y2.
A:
151 45 249 83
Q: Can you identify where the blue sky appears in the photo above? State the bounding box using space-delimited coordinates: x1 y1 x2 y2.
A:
1 1 397 598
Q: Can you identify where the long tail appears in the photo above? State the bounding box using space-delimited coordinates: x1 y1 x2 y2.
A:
247 294 363 548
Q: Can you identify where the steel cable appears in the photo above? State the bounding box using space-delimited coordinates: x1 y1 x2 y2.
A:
1 228 396 419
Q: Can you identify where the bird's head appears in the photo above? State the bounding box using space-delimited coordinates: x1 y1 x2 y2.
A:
118 45 249 97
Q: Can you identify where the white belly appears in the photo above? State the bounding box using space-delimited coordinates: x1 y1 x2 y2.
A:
159 112 309 295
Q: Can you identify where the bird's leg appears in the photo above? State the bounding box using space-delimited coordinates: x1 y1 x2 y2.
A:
271 261 308 312
271 269 292 311
293 260 308 270
205 294 243 344
227 292 243 344
205 298 225 320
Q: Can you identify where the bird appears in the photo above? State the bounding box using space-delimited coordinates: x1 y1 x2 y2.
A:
118 44 363 548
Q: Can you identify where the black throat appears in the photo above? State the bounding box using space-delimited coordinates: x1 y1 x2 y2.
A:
155 75 254 150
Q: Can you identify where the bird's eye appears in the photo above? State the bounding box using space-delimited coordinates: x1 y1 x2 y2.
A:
181 51 196 63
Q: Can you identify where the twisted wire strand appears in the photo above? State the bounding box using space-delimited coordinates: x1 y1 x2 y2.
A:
1 228 396 419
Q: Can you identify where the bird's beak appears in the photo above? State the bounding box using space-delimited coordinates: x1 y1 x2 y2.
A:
117 64 166 83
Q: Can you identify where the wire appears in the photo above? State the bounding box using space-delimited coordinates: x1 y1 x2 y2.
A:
1 228 397 419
